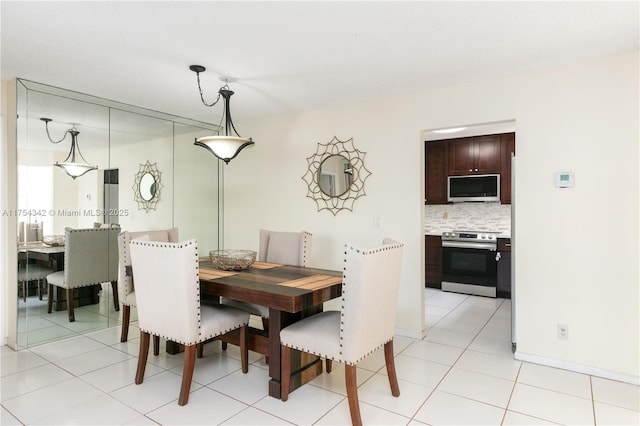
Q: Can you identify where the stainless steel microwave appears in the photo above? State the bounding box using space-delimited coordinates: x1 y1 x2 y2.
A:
448 174 500 202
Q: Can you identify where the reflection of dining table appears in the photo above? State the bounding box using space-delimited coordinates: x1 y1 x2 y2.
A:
197 260 343 399
18 243 65 270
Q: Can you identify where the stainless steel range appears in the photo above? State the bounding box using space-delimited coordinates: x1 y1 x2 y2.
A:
441 230 499 297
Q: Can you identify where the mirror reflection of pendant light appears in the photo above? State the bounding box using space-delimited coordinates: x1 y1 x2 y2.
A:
41 118 98 179
189 65 255 164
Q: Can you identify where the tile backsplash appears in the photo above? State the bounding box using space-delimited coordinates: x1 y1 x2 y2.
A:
425 203 511 235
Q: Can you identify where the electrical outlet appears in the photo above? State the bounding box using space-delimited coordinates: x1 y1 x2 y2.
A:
557 324 569 341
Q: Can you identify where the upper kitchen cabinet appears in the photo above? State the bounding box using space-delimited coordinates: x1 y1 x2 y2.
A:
425 132 515 205
500 132 515 204
425 140 448 204
448 134 501 176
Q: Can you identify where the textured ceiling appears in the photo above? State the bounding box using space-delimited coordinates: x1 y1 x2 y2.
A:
2 1 638 127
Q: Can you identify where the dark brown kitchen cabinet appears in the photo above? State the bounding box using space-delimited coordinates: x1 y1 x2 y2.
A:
500 133 515 204
425 140 448 204
448 135 501 176
425 235 442 288
497 238 511 298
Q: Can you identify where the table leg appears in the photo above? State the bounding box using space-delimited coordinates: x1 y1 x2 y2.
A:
267 306 324 399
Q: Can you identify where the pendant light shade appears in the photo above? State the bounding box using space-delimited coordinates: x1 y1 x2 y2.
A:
190 66 255 164
194 135 254 164
41 118 97 179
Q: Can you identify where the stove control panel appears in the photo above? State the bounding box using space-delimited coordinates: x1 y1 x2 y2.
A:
442 231 498 241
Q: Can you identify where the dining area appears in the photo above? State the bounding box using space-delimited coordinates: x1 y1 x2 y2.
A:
6 78 411 426
14 220 407 425
120 226 404 424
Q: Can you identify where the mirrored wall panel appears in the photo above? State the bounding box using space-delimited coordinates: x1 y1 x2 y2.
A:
15 79 221 349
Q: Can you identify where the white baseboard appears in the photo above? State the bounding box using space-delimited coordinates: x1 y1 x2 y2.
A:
515 351 639 385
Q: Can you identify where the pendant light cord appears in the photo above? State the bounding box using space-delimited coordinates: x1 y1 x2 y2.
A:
41 118 74 144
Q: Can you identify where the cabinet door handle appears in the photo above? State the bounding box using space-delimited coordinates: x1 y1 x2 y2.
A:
495 252 501 261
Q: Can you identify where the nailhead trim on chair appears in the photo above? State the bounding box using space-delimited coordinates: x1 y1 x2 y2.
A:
301 231 312 267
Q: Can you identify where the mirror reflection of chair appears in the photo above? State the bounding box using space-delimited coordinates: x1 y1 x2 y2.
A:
18 220 43 243
117 228 179 354
17 221 52 302
46 227 120 322
220 229 312 352
18 263 54 302
129 238 250 406
280 238 404 426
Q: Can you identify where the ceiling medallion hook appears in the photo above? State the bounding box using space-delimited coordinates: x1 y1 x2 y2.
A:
189 64 255 164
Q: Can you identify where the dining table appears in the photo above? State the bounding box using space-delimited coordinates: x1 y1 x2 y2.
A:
194 260 343 399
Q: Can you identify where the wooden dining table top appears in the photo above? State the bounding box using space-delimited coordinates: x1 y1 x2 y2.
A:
198 260 343 313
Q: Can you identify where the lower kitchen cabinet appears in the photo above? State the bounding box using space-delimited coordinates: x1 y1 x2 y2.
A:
425 235 442 288
497 238 511 298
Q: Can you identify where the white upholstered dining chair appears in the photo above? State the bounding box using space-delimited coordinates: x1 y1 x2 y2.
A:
220 229 312 356
117 228 179 346
46 227 120 322
129 238 250 406
279 238 404 426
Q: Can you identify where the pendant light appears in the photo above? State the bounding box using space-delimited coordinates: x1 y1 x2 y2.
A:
41 118 97 179
190 65 255 164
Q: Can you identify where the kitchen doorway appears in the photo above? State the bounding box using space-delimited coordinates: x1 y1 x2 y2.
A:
422 119 516 348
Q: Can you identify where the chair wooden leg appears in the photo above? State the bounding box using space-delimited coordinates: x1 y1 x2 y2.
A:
325 359 333 373
281 345 292 401
47 284 54 313
153 335 160 356
345 364 363 426
221 341 228 351
120 305 130 342
66 288 75 322
135 331 150 384
178 344 197 406
111 281 120 311
38 279 43 300
240 325 248 373
197 343 204 358
383 340 400 397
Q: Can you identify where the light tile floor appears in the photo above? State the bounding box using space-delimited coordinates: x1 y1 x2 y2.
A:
2 288 639 425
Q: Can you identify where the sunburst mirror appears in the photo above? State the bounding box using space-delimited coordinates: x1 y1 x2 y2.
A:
302 136 371 215
133 161 162 212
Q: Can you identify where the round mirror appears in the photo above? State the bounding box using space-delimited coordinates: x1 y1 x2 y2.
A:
139 172 156 201
318 154 354 197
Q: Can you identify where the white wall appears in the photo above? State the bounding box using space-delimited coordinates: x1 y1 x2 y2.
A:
225 51 639 381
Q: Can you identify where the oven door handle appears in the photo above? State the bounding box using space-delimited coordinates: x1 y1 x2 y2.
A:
442 241 497 251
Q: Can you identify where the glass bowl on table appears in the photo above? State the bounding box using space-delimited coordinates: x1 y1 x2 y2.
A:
42 235 65 247
209 249 256 271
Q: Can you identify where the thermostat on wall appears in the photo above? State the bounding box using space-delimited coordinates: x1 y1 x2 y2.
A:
555 172 575 188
